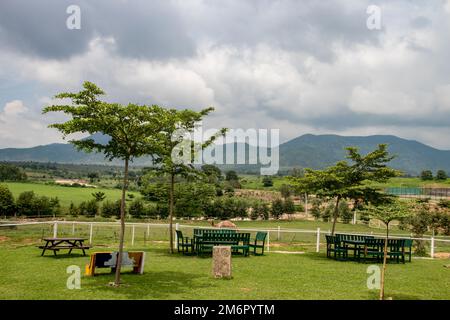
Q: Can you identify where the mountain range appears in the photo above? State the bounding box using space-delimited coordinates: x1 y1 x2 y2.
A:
0 134 449 175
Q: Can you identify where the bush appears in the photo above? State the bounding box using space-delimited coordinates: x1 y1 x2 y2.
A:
436 170 448 181
69 202 79 217
79 199 99 217
271 198 284 219
283 198 296 217
322 203 334 222
15 191 60 217
0 184 15 217
420 170 433 181
101 200 121 218
129 199 145 218
253 201 270 220
262 176 273 187
0 164 27 181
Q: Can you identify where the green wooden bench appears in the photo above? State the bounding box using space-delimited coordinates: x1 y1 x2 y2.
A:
325 235 348 260
176 230 194 255
196 232 250 256
361 238 385 263
248 232 267 255
388 239 405 263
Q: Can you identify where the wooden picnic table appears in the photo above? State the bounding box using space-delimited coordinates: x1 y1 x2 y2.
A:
39 237 90 256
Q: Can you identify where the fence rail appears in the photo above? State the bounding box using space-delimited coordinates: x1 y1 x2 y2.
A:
386 187 450 199
1 220 449 258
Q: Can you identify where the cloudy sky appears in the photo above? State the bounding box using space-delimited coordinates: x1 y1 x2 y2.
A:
1 0 450 149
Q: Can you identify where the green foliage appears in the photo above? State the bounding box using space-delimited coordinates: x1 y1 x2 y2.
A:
436 170 447 181
420 170 433 181
68 202 79 217
101 200 121 218
322 203 334 222
92 191 106 202
253 201 270 220
225 170 239 181
310 198 322 220
271 198 284 219
79 199 99 217
339 202 352 224
279 184 292 199
0 184 15 216
262 176 273 187
15 191 60 217
0 164 27 182
283 197 296 215
438 199 450 209
128 199 145 218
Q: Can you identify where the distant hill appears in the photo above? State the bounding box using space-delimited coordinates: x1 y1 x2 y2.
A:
0 134 449 175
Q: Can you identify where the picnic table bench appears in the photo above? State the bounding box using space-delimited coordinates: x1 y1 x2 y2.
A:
38 237 90 256
194 231 250 256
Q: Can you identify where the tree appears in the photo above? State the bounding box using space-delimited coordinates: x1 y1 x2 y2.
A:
0 164 27 181
289 144 399 235
129 199 145 218
420 170 433 181
339 202 352 224
87 172 100 183
279 184 292 200
436 170 447 181
361 199 411 300
0 184 15 217
43 81 165 287
201 165 222 181
102 200 121 218
262 176 273 187
148 107 226 253
310 198 322 220
271 198 284 219
92 192 106 202
283 197 296 219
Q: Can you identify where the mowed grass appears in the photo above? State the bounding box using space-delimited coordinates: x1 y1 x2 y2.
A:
3 182 141 207
0 243 449 300
1 222 450 300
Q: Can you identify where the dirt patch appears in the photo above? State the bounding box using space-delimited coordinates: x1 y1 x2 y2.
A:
240 288 252 292
0 236 9 242
434 252 450 259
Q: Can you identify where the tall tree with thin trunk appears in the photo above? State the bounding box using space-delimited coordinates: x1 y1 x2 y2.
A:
151 108 226 253
43 81 164 286
360 200 411 300
289 144 400 235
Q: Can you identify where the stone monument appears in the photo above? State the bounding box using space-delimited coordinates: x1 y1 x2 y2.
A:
212 246 232 279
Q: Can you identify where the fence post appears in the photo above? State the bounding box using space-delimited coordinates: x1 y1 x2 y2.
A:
304 193 308 218
53 222 58 238
131 225 135 246
277 226 280 241
430 235 435 259
316 227 320 253
175 223 179 250
89 223 93 245
72 222 75 235
267 231 270 253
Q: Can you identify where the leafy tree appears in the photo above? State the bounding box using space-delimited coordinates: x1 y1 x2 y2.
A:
279 184 292 199
16 191 36 216
0 184 15 217
289 144 399 235
0 164 27 181
283 197 296 219
253 201 270 220
262 176 273 187
148 107 226 253
92 192 106 202
271 198 284 219
420 170 433 181
322 203 334 222
43 81 165 286
436 170 447 181
201 165 223 182
87 172 99 183
361 199 411 300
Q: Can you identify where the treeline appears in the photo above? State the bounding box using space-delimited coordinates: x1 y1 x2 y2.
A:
0 185 60 217
0 164 27 182
420 169 448 181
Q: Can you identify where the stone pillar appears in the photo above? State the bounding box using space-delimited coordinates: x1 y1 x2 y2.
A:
212 246 232 279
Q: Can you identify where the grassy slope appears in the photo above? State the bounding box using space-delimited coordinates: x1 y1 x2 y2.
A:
0 243 448 300
3 182 140 207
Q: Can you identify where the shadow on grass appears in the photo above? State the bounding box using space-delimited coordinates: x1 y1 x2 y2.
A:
367 291 422 300
89 270 212 299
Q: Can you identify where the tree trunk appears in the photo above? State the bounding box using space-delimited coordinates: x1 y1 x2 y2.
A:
330 196 341 236
168 173 175 254
114 157 129 286
380 223 389 300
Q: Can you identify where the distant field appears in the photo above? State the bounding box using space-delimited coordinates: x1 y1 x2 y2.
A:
3 182 141 207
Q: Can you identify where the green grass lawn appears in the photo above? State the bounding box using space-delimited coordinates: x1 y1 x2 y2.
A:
1 220 449 300
0 243 449 300
3 182 141 207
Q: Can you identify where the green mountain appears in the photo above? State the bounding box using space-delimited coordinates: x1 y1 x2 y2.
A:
0 134 449 175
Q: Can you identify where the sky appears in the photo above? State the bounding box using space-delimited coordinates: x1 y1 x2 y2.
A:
0 0 450 149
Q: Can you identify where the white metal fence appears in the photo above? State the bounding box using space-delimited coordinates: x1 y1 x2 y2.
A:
1 220 450 258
